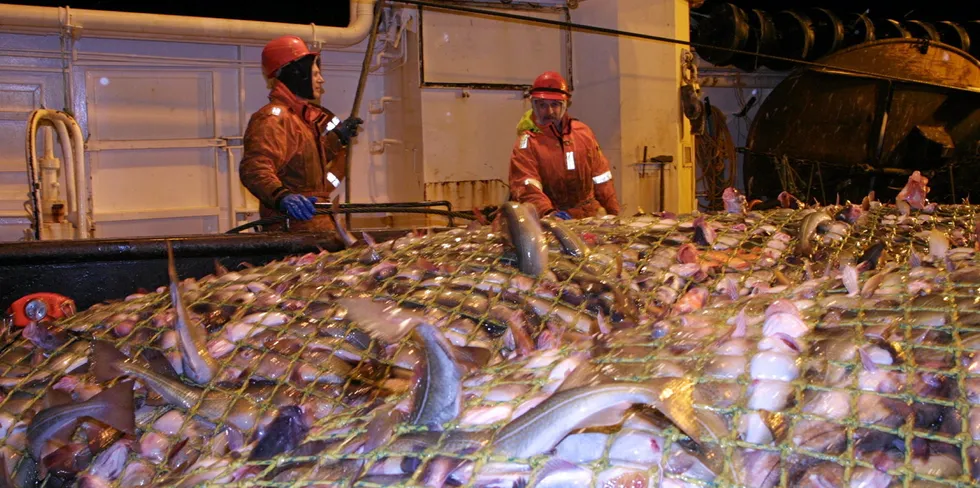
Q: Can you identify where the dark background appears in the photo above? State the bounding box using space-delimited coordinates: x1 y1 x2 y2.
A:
5 1 976 26
2 0 352 26
712 0 976 23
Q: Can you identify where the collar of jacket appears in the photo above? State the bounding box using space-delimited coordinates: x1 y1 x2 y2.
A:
518 110 574 138
268 80 333 134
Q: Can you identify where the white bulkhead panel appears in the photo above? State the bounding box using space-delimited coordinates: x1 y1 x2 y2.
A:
0 22 389 240
0 33 67 241
420 6 565 86
418 5 569 210
84 69 223 238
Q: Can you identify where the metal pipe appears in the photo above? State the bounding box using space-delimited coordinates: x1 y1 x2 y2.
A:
224 147 238 231
28 110 89 239
0 1 377 47
393 0 980 95
226 206 475 234
345 0 387 230
49 120 77 220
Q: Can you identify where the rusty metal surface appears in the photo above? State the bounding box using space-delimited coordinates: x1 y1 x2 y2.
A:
743 39 980 205
424 179 509 215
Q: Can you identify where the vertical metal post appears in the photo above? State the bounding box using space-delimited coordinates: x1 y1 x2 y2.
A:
346 0 386 229
660 162 666 212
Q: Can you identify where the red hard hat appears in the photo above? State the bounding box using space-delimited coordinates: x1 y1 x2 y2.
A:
530 71 571 101
261 35 319 79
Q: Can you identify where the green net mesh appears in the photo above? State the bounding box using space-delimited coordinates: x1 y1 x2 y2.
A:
1 202 978 487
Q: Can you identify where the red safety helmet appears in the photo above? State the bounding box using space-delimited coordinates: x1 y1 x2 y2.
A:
261 35 319 79
529 71 571 101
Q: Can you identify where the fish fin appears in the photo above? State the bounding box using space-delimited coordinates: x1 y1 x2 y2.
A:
91 340 127 382
732 308 748 337
336 297 421 343
47 421 79 452
88 380 136 435
451 346 491 372
330 197 357 248
556 360 614 393
530 457 580 485
139 348 179 379
361 232 377 247
858 347 878 372
42 389 72 409
213 259 229 277
361 405 404 454
644 377 702 442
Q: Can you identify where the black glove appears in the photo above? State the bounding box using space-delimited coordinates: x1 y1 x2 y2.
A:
332 116 364 145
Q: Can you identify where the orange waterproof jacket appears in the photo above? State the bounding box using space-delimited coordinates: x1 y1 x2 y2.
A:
508 110 621 219
239 80 347 232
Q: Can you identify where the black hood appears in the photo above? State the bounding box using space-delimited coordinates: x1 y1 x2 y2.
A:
277 54 319 100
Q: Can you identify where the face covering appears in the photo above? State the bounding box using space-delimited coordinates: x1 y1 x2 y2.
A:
277 54 318 100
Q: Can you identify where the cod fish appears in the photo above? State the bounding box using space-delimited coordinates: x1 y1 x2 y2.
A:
491 378 710 458
502 201 549 276
167 242 218 384
92 341 260 432
338 297 463 429
27 380 136 461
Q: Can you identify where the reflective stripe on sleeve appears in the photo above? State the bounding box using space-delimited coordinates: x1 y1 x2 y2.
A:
593 171 612 184
524 178 543 190
327 172 341 187
326 116 341 132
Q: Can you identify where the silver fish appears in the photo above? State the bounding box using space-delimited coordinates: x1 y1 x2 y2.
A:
167 242 217 384
491 380 701 458
502 201 549 276
794 211 832 256
26 380 135 461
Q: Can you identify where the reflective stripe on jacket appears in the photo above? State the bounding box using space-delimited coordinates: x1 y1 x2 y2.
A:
508 110 621 219
239 81 347 232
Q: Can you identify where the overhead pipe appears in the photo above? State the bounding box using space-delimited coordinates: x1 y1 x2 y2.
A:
0 0 376 47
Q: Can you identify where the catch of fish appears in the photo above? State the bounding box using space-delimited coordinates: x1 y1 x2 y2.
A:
0 170 978 487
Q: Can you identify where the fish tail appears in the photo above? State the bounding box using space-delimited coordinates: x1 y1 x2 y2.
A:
331 196 357 248
87 380 136 436
91 340 127 382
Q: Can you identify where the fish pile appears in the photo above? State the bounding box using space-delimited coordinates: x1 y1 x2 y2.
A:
0 171 977 487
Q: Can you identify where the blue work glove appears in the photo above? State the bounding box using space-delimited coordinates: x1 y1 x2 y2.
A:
552 210 572 220
279 194 318 221
332 116 364 145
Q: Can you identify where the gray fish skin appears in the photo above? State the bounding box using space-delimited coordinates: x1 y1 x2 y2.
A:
540 218 588 258
335 297 462 428
248 405 309 461
167 243 218 384
502 202 548 276
409 323 463 429
331 196 357 248
26 380 135 461
92 341 258 432
491 382 691 458
335 297 425 343
794 211 832 256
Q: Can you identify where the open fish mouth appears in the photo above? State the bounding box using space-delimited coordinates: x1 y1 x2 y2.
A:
2 186 979 487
